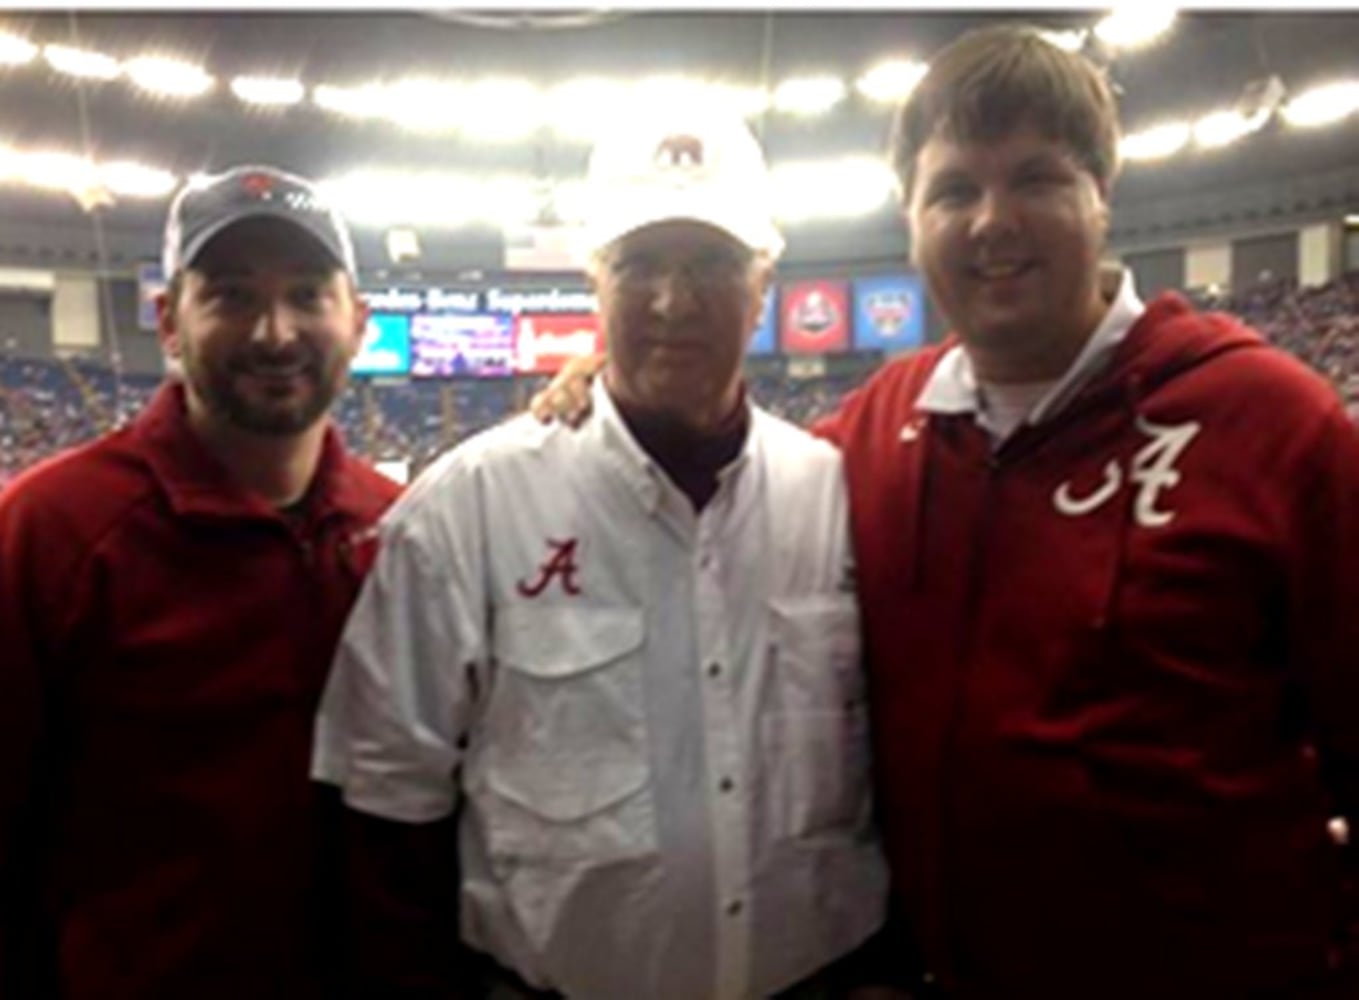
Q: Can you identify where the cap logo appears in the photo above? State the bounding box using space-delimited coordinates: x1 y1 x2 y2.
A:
240 171 275 198
654 134 705 173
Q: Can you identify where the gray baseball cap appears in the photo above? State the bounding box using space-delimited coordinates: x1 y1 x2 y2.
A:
162 164 357 277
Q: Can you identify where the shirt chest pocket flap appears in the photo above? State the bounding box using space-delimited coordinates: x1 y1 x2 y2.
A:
484 606 649 824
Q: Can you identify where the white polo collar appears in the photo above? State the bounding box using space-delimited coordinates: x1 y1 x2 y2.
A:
916 266 1146 428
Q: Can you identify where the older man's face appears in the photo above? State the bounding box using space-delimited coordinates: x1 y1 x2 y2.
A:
594 220 770 428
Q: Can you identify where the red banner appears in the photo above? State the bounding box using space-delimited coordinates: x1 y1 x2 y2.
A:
780 280 850 354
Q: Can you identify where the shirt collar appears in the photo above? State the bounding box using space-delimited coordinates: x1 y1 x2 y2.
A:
592 378 754 517
916 266 1146 426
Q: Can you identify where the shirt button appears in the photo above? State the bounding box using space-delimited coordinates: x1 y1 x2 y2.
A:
719 776 734 793
726 899 744 916
707 662 722 678
1329 817 1350 846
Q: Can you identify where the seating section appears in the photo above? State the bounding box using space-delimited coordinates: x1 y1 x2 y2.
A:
4 270 1357 487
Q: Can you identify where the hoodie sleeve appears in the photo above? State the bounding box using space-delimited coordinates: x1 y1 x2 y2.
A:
1287 402 1359 960
0 484 62 997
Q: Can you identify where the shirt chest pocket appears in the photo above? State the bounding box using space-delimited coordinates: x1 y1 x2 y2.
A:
762 594 873 841
477 605 656 862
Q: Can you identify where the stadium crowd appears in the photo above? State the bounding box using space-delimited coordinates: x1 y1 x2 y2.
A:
1205 270 1359 420
4 268 1358 487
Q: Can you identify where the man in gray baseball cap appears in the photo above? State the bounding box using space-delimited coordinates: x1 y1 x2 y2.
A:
0 164 399 999
163 164 357 279
159 164 364 440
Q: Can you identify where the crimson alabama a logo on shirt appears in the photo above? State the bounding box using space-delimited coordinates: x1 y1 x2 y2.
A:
517 538 583 597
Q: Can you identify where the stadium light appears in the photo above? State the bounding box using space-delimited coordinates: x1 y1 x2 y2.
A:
43 43 121 81
124 56 214 99
320 170 403 225
100 161 178 198
771 156 895 223
458 78 543 140
474 174 541 228
560 75 764 132
1120 120 1190 161
710 81 770 118
382 78 463 132
0 141 180 201
0 31 38 66
550 179 589 224
0 143 20 181
856 60 929 104
1281 81 1359 128
323 170 548 230
772 75 847 116
1094 5 1177 50
1192 108 1268 150
321 170 471 228
230 75 305 107
1040 29 1088 53
632 75 729 119
313 82 386 120
18 150 101 192
546 77 625 141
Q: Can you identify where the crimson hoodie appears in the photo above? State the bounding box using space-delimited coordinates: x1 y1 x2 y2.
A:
820 293 1359 998
0 383 400 999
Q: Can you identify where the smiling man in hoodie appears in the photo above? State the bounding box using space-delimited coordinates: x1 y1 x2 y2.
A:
819 23 1359 999
533 24 1359 998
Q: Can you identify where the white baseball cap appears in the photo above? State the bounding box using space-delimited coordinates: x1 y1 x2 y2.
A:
583 104 785 260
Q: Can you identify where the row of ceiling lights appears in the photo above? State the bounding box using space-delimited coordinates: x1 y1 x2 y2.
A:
1 7 1357 229
0 143 899 226
5 60 1358 233
0 8 1175 137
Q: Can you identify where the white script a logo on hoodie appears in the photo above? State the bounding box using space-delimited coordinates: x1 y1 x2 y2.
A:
1053 416 1201 527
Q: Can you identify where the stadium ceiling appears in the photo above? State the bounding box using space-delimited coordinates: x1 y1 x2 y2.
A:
0 8 1357 272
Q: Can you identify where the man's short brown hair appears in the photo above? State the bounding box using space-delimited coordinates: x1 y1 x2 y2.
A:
889 24 1121 200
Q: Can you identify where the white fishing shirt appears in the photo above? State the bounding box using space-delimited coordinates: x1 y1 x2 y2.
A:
313 382 887 1000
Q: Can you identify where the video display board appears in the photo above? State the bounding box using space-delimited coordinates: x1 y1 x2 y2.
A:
410 313 515 378
351 312 412 376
